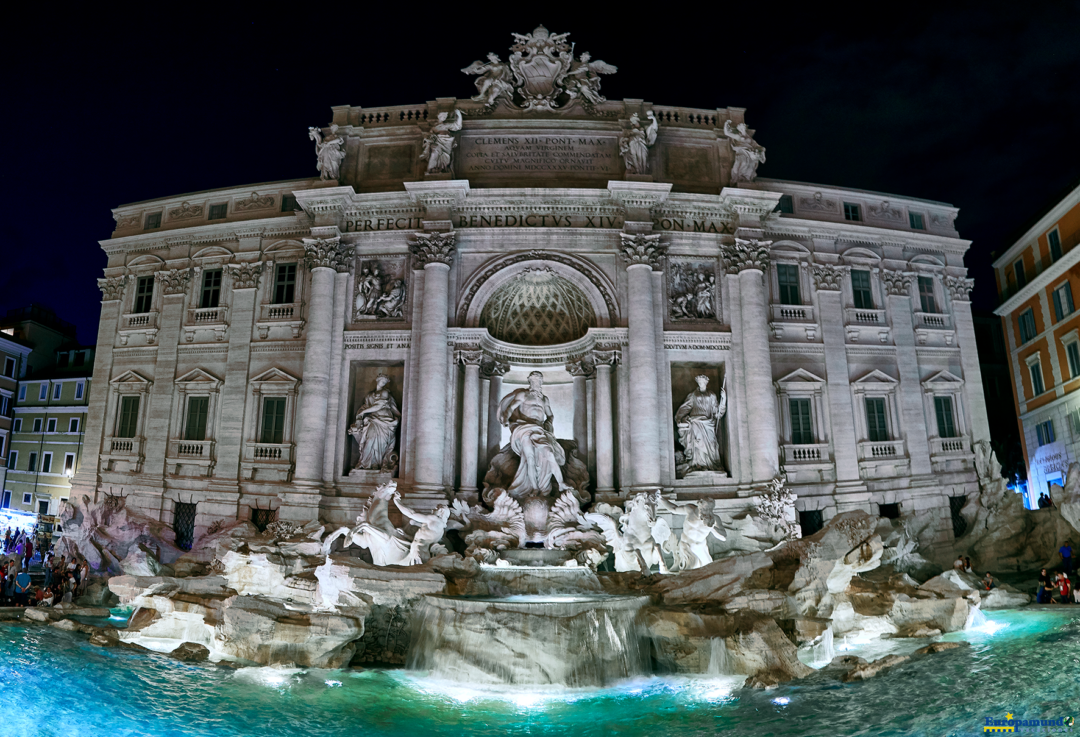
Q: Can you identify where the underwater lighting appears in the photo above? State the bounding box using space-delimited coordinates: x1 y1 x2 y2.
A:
511 693 543 708
772 697 791 705
325 680 342 688
968 619 1009 636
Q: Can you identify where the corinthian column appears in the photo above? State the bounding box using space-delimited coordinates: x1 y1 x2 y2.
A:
723 237 778 483
457 349 483 496
410 232 456 499
619 233 666 490
591 349 618 496
290 238 352 514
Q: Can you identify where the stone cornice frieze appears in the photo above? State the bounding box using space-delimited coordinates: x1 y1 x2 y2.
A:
97 276 126 301
810 263 849 291
722 237 771 274
618 233 666 269
409 231 457 266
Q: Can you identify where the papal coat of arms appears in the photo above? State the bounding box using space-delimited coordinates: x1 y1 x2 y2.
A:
462 26 617 112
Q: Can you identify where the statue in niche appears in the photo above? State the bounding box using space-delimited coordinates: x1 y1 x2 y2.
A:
498 371 573 497
462 53 515 108
421 110 463 174
354 263 406 320
349 374 400 470
619 112 659 174
723 120 766 184
674 374 726 477
308 124 346 181
656 496 726 570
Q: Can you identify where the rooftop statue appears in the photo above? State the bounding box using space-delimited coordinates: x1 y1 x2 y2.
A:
723 120 766 184
462 26 617 112
420 110 463 174
619 112 659 175
308 124 346 181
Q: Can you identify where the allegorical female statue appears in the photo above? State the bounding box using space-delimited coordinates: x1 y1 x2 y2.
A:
421 110 463 174
350 374 400 470
723 120 766 184
308 124 347 181
674 374 726 477
619 111 659 174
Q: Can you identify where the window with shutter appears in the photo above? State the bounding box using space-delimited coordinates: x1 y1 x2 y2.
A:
261 397 287 444
777 264 800 305
851 270 873 309
865 397 889 441
934 396 957 438
1053 282 1074 321
185 397 210 441
117 396 140 438
1068 342 1080 378
789 398 813 444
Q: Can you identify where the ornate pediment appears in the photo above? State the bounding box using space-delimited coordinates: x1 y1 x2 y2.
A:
921 370 964 389
853 369 899 385
250 367 300 386
110 370 152 385
175 368 222 390
775 368 826 387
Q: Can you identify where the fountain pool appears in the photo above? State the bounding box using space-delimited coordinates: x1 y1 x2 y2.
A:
1 608 1078 736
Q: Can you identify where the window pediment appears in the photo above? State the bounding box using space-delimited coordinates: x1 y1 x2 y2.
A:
775 368 826 388
921 369 964 391
110 370 153 391
175 368 223 391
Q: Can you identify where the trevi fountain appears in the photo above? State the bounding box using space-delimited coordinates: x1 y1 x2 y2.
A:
4 26 1080 737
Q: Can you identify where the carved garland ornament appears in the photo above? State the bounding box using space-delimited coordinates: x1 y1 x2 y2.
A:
945 275 975 302
480 359 510 379
810 264 849 291
98 276 126 301
880 269 913 297
722 237 772 274
303 237 353 271
234 192 276 212
156 269 191 296
409 232 457 267
230 262 263 290
618 233 666 269
113 214 140 229
168 202 203 221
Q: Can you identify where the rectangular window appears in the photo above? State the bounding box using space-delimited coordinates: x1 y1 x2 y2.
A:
200 269 222 309
1014 259 1027 289
1030 360 1045 395
134 275 155 314
64 453 75 474
1 491 8 509
53 383 61 400
0 436 3 456
777 194 794 214
117 396 140 438
909 212 925 230
879 502 901 519
22 493 31 505
74 352 85 367
1049 229 1062 262
851 270 873 309
934 396 957 438
1068 342 1080 379
38 500 49 516
865 397 889 442
69 418 79 433
273 263 297 305
0 396 7 416
789 398 814 445
843 202 861 221
12 419 21 433
33 418 41 433
7 450 17 469
1018 309 1037 343
2 357 14 378
798 509 824 537
38 384 47 400
918 276 937 313
208 203 228 220
777 264 801 305
46 418 56 433
1036 419 1055 447
260 397 287 444
1053 282 1074 321
27 452 37 472
41 452 52 474
145 212 162 229
75 381 84 400
18 385 26 401
184 396 210 441
281 194 298 213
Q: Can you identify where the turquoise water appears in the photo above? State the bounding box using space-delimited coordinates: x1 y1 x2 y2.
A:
1 608 1078 737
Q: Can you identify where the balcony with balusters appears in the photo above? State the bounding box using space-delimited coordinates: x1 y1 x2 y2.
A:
241 442 294 481
843 307 890 344
780 443 835 484
929 435 973 473
913 311 956 346
166 439 216 477
256 302 304 339
770 303 818 341
99 436 145 473
117 311 159 345
857 439 910 478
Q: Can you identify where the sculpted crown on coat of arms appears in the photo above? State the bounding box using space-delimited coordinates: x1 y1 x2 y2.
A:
462 26 617 112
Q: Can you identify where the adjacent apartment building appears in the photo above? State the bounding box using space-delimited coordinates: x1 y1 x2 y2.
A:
993 180 1080 504
0 333 33 497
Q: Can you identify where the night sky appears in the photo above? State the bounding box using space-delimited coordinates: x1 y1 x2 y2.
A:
5 5 1079 345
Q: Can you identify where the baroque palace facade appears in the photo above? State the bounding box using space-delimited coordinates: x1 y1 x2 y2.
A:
71 28 987 547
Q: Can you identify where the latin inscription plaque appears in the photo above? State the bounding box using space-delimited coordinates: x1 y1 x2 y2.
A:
459 135 621 177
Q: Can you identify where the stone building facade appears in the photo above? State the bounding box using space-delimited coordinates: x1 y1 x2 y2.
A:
993 180 1080 504
70 28 988 547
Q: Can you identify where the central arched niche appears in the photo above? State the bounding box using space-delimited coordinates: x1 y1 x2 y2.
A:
479 267 596 346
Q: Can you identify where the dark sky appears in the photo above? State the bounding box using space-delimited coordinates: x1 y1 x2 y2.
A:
4 4 1079 345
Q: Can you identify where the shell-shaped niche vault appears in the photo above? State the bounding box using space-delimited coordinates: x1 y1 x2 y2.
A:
479 267 596 346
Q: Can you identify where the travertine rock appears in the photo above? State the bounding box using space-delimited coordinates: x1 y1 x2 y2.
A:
919 570 1030 610
170 642 210 662
56 495 185 573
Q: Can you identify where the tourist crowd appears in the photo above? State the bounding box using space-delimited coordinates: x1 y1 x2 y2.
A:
953 541 1077 604
1 527 90 608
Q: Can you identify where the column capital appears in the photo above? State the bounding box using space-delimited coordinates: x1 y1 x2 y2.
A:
229 262 264 290
97 275 126 301
566 358 595 378
155 268 191 295
722 237 772 274
303 237 353 271
590 348 620 366
945 275 975 303
410 231 457 267
810 263 849 291
456 348 484 365
480 358 510 378
880 268 914 297
618 232 666 269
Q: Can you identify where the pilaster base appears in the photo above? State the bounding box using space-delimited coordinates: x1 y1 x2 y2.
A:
276 487 323 522
403 482 450 511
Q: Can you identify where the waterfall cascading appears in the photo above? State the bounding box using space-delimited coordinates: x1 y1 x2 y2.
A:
966 605 988 630
407 594 650 687
810 627 835 664
706 637 735 675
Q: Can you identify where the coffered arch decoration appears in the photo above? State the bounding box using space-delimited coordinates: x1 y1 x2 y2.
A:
458 250 618 328
479 268 596 346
